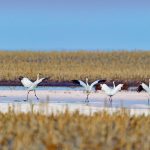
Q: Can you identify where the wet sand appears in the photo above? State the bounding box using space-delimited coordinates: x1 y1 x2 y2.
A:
0 90 150 115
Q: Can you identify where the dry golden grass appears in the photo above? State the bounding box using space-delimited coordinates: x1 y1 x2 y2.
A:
0 110 149 150
0 50 150 81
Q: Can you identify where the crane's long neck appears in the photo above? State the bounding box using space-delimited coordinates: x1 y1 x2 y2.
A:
149 79 150 88
113 81 115 88
112 85 121 95
86 78 89 86
37 74 40 81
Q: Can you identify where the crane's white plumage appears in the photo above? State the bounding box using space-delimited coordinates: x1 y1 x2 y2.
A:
20 77 33 88
77 80 87 88
101 82 123 102
141 83 150 93
137 79 150 104
19 74 48 101
72 78 106 102
90 80 102 90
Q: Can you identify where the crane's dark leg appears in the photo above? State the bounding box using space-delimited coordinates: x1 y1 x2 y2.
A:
34 90 39 100
148 98 150 105
109 96 112 103
85 94 89 103
108 96 112 107
25 91 30 101
109 96 111 102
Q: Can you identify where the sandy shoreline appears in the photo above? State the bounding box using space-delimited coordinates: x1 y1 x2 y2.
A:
0 90 150 115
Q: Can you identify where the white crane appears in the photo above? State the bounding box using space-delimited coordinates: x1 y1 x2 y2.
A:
19 73 48 101
137 79 150 104
72 78 106 102
100 81 124 103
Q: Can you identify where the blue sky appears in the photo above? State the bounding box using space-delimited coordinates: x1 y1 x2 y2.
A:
0 0 150 50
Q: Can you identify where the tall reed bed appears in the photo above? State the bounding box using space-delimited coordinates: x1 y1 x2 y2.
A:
0 50 150 81
0 111 149 149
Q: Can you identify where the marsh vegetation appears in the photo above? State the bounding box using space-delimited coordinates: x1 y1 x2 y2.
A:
0 110 149 150
0 50 150 82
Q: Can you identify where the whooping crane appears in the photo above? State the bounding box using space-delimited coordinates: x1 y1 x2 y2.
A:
72 78 106 102
95 81 128 91
19 73 49 101
137 79 150 104
100 81 124 103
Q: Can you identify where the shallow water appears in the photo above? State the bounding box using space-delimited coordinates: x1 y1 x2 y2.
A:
0 86 138 91
0 86 149 110
0 93 149 110
42 98 150 109
0 86 83 91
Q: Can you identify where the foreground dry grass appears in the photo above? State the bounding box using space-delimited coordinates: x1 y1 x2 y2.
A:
0 111 149 150
0 50 150 81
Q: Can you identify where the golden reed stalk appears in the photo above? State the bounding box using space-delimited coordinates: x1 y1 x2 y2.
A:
0 50 150 81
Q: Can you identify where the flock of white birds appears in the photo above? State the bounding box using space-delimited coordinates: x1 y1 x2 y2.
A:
18 74 150 104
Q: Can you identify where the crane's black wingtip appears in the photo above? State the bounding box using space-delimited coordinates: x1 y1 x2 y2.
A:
98 79 106 83
72 80 80 84
137 85 143 92
43 77 50 82
18 76 24 81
